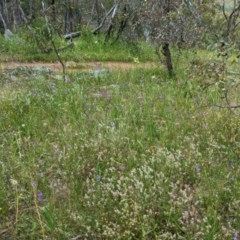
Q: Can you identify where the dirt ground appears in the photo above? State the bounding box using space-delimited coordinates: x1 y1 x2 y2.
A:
0 61 158 73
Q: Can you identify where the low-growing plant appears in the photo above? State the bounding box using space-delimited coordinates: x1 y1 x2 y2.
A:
0 64 239 239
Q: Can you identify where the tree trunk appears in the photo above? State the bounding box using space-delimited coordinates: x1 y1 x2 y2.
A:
12 0 22 28
115 4 128 41
65 1 73 33
12 0 27 29
104 3 118 42
51 0 56 24
0 3 7 33
162 0 174 76
162 42 173 76
28 0 34 20
94 0 101 25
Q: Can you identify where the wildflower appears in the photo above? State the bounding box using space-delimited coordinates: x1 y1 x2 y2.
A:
110 122 116 131
37 192 43 201
119 165 125 171
231 177 236 182
195 165 201 172
158 93 164 100
31 182 37 188
10 179 18 186
96 176 101 182
54 148 61 155
234 232 239 240
46 83 56 89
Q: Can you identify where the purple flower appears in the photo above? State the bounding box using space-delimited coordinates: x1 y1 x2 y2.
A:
234 232 239 240
119 165 125 171
195 165 201 172
37 192 43 201
96 176 101 182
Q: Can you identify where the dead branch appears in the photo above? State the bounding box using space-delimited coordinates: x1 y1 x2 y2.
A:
92 4 116 34
214 104 240 109
63 31 81 41
105 3 118 41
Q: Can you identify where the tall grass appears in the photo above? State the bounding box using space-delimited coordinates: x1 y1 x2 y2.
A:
0 61 240 239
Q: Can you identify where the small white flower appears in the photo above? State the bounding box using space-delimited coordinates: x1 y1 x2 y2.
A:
10 178 18 186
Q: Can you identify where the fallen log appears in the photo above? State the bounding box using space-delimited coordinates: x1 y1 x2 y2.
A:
63 31 81 41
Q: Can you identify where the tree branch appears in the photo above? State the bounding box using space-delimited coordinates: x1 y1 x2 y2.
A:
222 0 228 21
214 104 240 109
92 4 116 34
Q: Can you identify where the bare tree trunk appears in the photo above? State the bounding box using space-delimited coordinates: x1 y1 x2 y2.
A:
3 0 9 26
94 0 101 25
51 0 56 24
163 0 174 76
104 3 118 42
12 0 27 29
65 0 74 33
162 42 173 76
0 0 14 38
0 4 7 33
12 0 22 28
28 0 34 20
115 4 129 41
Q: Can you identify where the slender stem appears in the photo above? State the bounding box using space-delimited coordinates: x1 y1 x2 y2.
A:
33 188 46 239
42 1 66 81
50 36 66 81
14 186 19 225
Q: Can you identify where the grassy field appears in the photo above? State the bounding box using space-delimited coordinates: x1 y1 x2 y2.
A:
0 30 157 63
0 33 240 239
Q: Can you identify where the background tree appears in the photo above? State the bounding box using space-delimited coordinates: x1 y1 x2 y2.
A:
0 3 8 34
222 0 240 43
1 0 236 76
135 0 197 75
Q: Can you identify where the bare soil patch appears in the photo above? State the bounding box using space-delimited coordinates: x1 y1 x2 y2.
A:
0 61 158 73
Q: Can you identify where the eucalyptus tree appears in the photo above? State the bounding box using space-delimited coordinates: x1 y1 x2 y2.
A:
134 0 218 75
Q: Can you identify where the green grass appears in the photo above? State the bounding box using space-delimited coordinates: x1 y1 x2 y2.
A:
0 30 157 63
0 57 240 239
